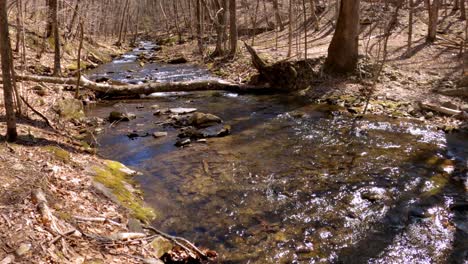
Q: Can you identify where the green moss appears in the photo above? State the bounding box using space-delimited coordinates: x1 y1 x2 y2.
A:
67 61 89 71
45 146 71 163
93 161 156 222
53 98 85 121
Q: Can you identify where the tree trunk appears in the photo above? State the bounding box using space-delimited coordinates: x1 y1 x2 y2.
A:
50 0 61 76
408 0 414 52
461 0 466 20
66 0 80 39
303 0 308 59
425 0 440 42
0 0 18 141
196 0 205 54
287 0 293 57
229 0 238 56
272 0 284 30
117 0 130 46
324 0 360 73
309 0 319 31
251 0 260 46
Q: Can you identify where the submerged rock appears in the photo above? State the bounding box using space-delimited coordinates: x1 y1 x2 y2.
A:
167 57 188 64
199 124 231 138
153 132 168 138
109 111 136 122
127 131 149 139
188 112 222 128
169 107 197 114
175 138 191 147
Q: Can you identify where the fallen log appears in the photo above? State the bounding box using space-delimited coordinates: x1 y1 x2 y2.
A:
419 102 462 116
436 87 468 97
6 74 271 97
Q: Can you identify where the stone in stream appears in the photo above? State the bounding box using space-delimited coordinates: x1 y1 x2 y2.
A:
127 131 150 139
153 132 168 138
150 104 159 109
175 138 191 147
199 124 231 138
167 56 188 64
95 77 110 83
109 111 136 122
169 107 197 114
188 112 222 128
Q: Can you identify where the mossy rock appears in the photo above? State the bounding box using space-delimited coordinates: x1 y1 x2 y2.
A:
67 61 91 71
53 98 85 121
45 146 71 163
92 160 156 222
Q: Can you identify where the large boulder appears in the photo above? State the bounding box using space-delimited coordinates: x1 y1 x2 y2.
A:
53 98 85 121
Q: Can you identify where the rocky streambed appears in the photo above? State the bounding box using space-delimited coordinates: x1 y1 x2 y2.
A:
84 42 468 263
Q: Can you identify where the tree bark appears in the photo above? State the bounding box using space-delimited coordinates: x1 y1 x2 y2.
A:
425 0 440 42
51 0 61 76
272 0 284 30
324 0 360 73
229 0 238 56
0 0 18 141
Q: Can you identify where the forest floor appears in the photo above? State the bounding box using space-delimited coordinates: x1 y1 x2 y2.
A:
0 5 467 264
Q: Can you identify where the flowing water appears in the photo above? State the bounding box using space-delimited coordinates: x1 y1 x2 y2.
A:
86 43 468 263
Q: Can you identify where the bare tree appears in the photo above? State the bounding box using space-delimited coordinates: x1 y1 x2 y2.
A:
0 0 18 142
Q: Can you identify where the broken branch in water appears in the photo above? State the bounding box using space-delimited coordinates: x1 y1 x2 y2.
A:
144 225 208 260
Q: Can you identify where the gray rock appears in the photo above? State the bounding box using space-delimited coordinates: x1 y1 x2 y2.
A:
188 112 222 128
175 138 191 147
32 85 47 96
109 111 136 122
167 57 188 64
153 132 168 138
425 111 434 119
150 236 173 258
169 107 197 114
441 101 458 110
199 124 231 138
150 104 159 109
15 243 31 256
127 218 143 233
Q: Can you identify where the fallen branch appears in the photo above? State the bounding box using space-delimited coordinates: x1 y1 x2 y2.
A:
73 215 124 227
144 225 207 260
436 87 468 97
8 74 271 97
48 229 78 245
20 95 55 129
419 102 462 116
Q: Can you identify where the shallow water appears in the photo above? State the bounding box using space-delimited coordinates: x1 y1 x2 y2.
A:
86 43 468 263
